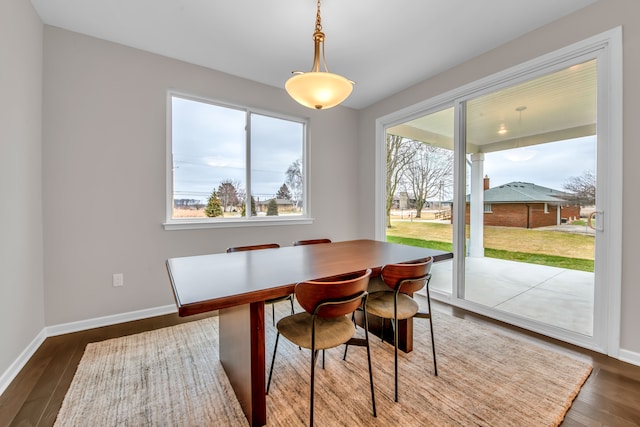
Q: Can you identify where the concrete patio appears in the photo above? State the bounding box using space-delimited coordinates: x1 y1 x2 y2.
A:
426 257 594 336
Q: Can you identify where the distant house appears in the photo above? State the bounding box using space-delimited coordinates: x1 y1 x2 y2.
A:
465 177 580 229
257 198 295 212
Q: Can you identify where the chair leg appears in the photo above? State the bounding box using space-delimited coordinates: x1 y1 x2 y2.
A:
362 307 377 417
266 332 280 394
425 286 438 377
272 303 276 327
428 315 438 376
310 349 320 427
393 316 399 402
289 295 295 315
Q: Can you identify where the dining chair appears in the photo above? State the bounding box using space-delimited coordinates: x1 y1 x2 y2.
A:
345 257 436 403
293 238 333 366
226 243 294 326
293 238 332 246
266 269 377 426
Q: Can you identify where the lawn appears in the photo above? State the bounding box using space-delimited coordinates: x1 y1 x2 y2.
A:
386 220 595 272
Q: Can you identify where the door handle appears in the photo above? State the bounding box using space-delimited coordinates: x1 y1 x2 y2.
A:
588 210 603 231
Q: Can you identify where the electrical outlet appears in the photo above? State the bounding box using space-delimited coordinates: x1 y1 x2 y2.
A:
112 273 124 287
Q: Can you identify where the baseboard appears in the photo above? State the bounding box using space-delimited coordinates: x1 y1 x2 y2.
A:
45 304 178 337
619 348 640 367
0 305 179 397
0 328 47 397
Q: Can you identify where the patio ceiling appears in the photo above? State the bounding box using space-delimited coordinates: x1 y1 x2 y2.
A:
388 60 596 153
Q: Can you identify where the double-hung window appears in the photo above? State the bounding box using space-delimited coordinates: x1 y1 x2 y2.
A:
165 93 309 229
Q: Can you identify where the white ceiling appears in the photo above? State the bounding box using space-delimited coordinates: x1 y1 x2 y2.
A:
30 0 596 110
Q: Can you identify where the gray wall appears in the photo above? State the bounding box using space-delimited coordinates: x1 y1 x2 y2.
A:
42 27 362 325
357 0 640 355
0 1 45 376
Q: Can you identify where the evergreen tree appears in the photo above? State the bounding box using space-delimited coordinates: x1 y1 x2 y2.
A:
241 196 257 216
276 183 291 200
204 191 223 217
266 198 279 216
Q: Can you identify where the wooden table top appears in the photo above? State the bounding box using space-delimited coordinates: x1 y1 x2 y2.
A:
167 239 453 316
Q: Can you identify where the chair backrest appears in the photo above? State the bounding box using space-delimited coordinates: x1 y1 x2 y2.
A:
293 239 332 246
226 243 280 253
380 257 433 294
295 269 371 318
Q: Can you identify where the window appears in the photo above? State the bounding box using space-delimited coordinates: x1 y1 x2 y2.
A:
484 203 492 213
165 94 309 229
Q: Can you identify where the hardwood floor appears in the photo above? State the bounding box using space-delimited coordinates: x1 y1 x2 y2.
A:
1 303 639 427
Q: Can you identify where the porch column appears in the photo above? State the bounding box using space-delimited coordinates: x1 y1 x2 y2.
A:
469 153 485 257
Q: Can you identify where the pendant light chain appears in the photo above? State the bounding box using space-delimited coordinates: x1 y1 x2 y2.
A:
315 0 323 33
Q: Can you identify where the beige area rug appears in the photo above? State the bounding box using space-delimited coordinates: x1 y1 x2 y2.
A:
55 308 592 427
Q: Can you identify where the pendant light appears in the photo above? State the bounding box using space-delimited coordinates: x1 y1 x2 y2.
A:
285 0 353 110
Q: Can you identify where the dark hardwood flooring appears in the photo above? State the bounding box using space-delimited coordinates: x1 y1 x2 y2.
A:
1 302 639 427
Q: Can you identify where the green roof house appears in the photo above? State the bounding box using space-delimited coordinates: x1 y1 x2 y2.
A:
465 177 581 228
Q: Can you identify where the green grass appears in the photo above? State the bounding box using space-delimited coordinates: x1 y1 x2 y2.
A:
386 235 594 272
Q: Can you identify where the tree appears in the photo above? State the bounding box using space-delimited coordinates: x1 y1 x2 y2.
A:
241 196 257 217
403 142 454 218
276 183 291 200
204 191 223 217
386 134 413 228
217 180 240 212
286 159 303 210
563 170 596 206
266 198 279 216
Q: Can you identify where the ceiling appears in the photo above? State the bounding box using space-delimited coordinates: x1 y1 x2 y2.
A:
389 59 597 152
30 0 597 110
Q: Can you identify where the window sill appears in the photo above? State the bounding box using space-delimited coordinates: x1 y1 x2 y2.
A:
163 217 314 231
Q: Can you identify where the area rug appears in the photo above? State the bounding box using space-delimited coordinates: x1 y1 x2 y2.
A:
54 308 591 426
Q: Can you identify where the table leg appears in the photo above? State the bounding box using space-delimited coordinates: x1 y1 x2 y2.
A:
219 301 266 426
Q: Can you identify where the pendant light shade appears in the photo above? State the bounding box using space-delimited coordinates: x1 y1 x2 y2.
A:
286 0 353 110
286 71 353 110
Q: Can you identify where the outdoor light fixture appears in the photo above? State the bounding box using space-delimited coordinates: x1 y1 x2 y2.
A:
285 0 353 110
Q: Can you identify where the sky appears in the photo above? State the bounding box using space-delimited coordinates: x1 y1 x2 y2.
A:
172 96 596 205
172 96 303 203
483 135 596 191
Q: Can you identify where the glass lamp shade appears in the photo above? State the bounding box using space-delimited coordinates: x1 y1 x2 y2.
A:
285 71 353 110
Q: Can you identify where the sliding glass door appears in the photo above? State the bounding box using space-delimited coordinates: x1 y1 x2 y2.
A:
462 60 596 337
378 29 621 353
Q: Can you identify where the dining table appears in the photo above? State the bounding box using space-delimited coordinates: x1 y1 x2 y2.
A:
166 239 453 426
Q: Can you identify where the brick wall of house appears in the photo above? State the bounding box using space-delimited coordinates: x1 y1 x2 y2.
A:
465 203 566 228
561 205 581 220
528 204 560 228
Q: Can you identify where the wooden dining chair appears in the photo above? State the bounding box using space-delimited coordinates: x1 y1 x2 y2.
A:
293 238 332 246
345 257 436 403
266 269 377 426
226 243 294 326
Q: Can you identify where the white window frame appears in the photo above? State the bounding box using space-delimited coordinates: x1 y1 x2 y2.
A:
164 92 312 230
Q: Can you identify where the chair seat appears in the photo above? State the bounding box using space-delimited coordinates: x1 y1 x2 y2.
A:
277 312 356 350
366 291 419 320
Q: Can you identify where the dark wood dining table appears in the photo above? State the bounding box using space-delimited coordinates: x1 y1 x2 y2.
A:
166 239 453 427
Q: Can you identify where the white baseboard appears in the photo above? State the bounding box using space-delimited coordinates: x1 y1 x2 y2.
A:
0 328 47 397
619 348 640 367
0 304 178 396
45 304 178 337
